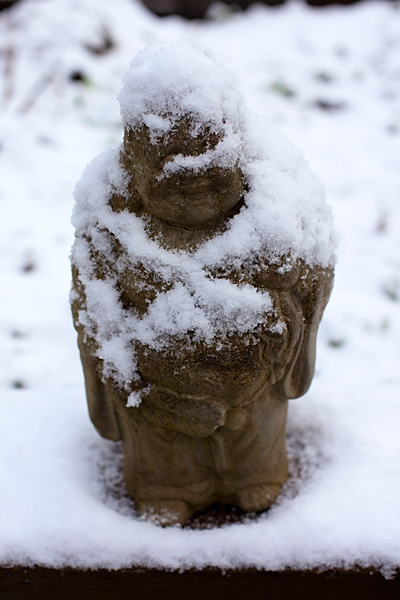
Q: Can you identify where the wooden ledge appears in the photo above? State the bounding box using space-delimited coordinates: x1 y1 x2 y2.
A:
1 566 399 600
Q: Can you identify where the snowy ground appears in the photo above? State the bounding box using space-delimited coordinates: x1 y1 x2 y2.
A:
1 0 400 574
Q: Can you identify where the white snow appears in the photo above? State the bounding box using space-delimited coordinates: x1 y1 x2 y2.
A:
1 382 400 573
118 42 243 138
1 0 400 575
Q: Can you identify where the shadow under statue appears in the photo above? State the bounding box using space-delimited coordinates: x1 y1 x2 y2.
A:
71 44 334 526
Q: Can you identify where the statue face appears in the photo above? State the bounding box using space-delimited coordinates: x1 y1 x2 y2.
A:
124 121 245 229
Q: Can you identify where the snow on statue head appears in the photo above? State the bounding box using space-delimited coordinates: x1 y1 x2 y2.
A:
117 43 245 230
71 42 335 526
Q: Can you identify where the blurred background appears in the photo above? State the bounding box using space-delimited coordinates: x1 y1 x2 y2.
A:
1 0 399 392
1 0 398 17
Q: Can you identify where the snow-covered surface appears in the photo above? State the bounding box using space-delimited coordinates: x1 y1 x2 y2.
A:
1 0 400 574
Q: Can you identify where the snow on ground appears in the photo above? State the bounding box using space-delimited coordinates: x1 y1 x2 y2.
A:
0 0 400 573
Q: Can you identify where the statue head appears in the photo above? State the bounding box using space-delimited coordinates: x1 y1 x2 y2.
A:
118 43 246 229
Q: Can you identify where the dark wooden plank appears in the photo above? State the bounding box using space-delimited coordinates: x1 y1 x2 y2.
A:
1 566 399 600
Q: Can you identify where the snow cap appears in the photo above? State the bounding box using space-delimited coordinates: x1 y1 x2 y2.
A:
118 42 243 137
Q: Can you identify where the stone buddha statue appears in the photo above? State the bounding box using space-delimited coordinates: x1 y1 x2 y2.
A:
71 43 335 525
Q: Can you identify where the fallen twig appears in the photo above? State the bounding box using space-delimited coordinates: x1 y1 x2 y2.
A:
17 69 55 114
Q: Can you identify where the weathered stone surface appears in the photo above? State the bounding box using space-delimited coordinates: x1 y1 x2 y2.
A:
71 45 334 525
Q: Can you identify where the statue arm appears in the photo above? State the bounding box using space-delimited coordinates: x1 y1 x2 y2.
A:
257 261 334 399
71 263 122 441
280 265 334 399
